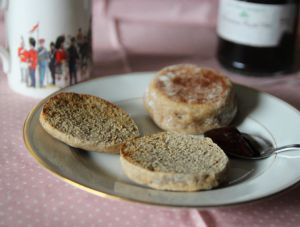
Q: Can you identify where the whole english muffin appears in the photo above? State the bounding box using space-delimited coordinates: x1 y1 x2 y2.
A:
40 92 140 153
144 64 237 134
120 132 229 191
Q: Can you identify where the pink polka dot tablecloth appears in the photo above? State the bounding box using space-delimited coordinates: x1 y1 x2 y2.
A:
2 0 300 226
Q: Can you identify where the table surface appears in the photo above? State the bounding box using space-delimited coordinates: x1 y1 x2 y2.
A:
1 1 300 226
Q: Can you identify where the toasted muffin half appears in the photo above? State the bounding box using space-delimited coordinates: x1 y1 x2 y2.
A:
40 92 140 153
120 132 229 191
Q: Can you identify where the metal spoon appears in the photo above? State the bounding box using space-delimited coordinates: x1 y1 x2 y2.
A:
228 133 300 160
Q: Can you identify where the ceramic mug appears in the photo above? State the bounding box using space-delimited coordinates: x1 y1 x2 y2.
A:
0 0 92 98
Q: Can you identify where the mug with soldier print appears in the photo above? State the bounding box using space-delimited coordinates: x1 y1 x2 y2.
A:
0 0 92 98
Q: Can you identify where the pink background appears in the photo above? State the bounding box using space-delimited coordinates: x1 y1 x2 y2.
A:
1 0 300 226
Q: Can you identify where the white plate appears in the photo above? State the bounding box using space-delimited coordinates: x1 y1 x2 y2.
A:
23 72 300 208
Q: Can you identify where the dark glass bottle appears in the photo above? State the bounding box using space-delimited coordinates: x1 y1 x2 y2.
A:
217 0 299 75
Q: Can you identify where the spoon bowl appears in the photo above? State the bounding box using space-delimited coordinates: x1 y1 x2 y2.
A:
204 127 300 160
229 133 300 160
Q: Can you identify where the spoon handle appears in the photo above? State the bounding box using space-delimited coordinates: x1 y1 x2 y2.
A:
274 144 300 154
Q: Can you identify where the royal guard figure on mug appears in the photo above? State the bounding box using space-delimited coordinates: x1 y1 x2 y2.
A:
17 23 92 89
17 37 29 86
37 38 49 88
27 37 38 88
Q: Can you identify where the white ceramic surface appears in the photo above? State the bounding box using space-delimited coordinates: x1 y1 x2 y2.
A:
24 72 300 208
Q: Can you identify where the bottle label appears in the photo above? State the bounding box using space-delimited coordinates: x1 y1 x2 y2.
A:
217 0 296 47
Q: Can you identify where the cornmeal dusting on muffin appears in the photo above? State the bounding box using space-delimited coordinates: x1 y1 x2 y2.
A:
155 67 227 104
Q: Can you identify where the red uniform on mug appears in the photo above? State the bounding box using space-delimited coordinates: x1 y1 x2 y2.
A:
55 49 66 64
18 47 28 63
28 49 38 70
